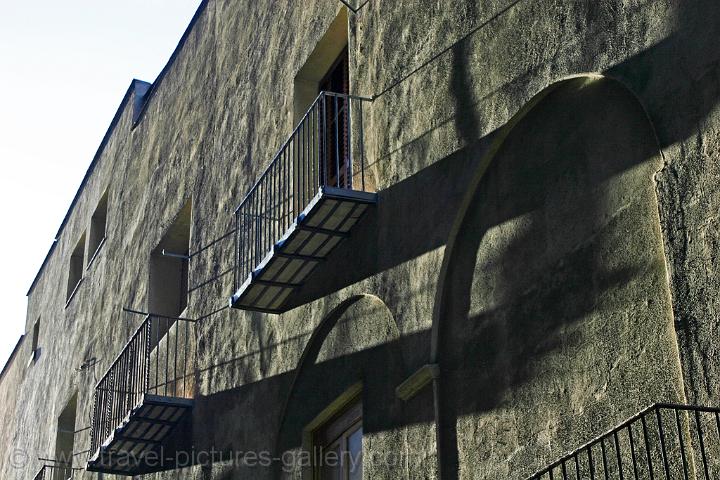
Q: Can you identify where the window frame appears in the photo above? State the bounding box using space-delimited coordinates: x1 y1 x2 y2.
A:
148 199 192 318
87 189 109 269
65 233 86 307
312 397 363 480
28 317 41 364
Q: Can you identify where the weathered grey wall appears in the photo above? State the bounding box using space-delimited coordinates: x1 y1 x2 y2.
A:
0 338 25 477
434 77 684 479
1 0 719 479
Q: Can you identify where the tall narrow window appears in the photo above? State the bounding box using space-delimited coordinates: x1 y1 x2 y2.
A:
30 317 40 362
149 200 192 318
314 400 362 480
88 190 108 264
293 7 349 210
319 47 350 189
292 8 348 123
55 393 77 475
66 234 85 303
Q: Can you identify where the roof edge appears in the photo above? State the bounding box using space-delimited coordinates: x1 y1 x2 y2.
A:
0 335 25 383
26 79 151 296
132 0 211 128
25 0 211 297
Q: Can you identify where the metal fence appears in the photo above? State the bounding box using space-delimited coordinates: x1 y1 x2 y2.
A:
233 91 372 288
32 464 79 480
89 315 196 456
527 403 720 480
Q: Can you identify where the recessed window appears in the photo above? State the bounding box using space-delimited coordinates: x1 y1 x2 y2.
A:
318 47 350 188
29 317 40 363
55 393 77 469
149 200 192 318
314 399 362 480
88 190 108 264
293 7 348 122
66 233 86 303
292 7 350 205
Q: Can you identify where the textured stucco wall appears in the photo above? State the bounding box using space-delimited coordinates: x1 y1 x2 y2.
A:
1 0 719 479
434 77 684 479
0 338 25 477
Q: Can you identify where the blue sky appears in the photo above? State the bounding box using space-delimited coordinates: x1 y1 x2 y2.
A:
0 0 202 369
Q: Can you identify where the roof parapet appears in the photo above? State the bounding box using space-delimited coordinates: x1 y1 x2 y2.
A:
26 79 151 296
0 335 25 383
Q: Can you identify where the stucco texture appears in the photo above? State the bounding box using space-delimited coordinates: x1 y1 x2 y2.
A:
1 1 719 479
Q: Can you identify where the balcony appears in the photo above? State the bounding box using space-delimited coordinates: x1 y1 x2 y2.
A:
32 464 78 480
87 315 196 476
527 403 720 479
231 92 377 313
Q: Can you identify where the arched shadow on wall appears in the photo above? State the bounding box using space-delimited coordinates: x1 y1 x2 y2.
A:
429 74 673 479
186 328 434 478
274 294 433 478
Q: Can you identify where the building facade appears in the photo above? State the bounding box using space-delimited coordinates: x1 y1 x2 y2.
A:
1 0 720 478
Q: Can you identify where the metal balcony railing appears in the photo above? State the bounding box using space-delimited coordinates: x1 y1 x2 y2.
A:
233 91 372 290
527 403 720 479
32 464 79 480
89 315 196 456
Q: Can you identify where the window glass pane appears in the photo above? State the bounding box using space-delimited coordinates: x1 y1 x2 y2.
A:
315 399 362 480
348 425 362 480
322 442 343 480
32 319 40 351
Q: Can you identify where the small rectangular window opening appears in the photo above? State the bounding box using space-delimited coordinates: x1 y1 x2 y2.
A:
66 234 86 302
88 190 109 263
55 393 78 474
293 8 349 122
149 199 192 319
30 317 40 363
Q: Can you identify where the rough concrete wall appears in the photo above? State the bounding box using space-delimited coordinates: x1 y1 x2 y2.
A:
0 339 25 477
436 77 685 479
1 0 719 479
0 1 219 478
275 295 436 480
6 86 141 480
617 3 720 407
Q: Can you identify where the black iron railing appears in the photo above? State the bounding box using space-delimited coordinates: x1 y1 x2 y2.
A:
527 403 720 479
89 315 196 456
233 91 372 288
32 464 79 480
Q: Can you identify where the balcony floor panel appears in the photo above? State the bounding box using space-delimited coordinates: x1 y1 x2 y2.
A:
232 187 376 313
86 394 193 476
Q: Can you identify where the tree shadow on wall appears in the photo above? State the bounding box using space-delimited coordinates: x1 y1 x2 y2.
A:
606 0 720 407
284 129 499 311
174 328 433 479
435 68 668 477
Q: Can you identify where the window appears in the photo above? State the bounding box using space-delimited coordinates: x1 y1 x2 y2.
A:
66 233 85 303
314 399 362 480
55 393 77 471
319 47 350 188
29 317 40 363
88 190 108 264
292 7 350 204
149 200 192 318
293 8 348 122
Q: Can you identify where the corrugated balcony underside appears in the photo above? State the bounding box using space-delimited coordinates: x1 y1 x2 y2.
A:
231 186 377 313
86 394 193 476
